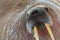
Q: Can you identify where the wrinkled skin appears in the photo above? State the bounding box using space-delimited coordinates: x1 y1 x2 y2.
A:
0 0 60 40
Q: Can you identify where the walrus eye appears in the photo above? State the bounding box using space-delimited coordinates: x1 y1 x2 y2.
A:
45 7 48 12
31 10 38 15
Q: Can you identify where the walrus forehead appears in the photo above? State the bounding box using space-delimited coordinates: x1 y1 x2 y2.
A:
27 6 47 17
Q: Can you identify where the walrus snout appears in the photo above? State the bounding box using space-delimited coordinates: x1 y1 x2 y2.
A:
26 7 53 33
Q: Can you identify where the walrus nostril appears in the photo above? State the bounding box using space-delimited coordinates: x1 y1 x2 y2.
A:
31 10 38 15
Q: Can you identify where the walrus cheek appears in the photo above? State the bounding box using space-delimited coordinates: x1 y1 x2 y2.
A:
26 21 34 33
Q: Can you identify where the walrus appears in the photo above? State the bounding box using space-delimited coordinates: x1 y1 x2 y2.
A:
0 0 60 40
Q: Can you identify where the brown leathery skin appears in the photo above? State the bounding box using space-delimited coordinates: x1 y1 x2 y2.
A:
0 0 60 40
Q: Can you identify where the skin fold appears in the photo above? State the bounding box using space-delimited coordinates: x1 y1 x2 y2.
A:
0 0 60 40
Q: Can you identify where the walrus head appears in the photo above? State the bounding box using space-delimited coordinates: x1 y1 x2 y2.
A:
1 0 60 40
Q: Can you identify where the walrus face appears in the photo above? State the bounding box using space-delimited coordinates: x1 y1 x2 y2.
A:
26 7 52 33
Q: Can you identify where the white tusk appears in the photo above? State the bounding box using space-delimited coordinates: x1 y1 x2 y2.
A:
45 23 55 40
